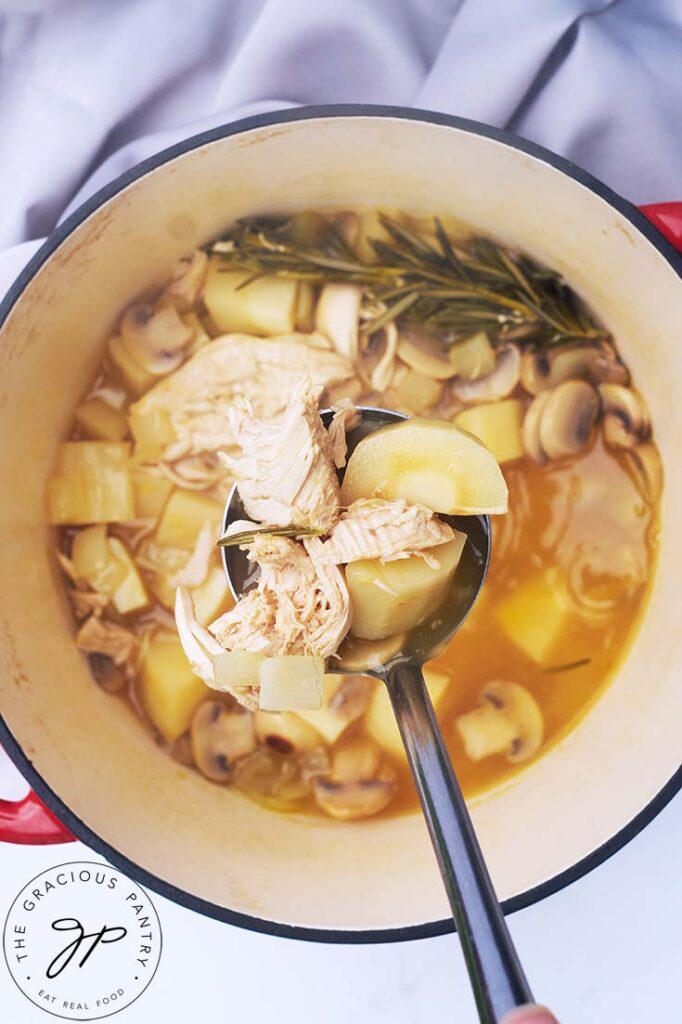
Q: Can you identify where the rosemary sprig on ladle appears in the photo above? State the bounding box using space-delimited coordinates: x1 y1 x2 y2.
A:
209 213 606 349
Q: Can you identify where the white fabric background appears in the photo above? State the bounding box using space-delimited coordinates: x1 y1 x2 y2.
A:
0 1 681 1021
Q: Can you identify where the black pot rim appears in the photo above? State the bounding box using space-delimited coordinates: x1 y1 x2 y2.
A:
1 103 681 945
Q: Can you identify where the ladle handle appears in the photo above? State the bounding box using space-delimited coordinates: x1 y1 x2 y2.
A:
384 660 532 1024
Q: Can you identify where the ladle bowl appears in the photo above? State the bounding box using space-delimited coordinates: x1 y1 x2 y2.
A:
221 405 532 1024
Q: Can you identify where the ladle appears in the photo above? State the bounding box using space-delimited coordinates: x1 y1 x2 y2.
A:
221 407 532 1024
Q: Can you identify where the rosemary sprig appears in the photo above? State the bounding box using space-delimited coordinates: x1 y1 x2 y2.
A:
218 525 321 548
209 213 606 349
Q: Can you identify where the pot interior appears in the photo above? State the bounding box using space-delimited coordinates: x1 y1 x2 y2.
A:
0 113 680 933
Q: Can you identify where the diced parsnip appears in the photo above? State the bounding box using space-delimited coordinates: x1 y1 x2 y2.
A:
155 489 223 549
495 570 571 664
258 655 325 712
449 332 496 380
287 211 328 246
48 442 134 525
340 418 508 515
295 282 316 332
74 398 129 442
203 261 299 336
367 668 450 760
296 675 354 744
131 469 173 519
347 535 466 641
354 208 402 263
71 525 127 594
107 538 149 614
455 704 518 761
393 368 442 413
107 335 156 397
191 565 234 626
140 631 209 742
455 399 525 464
128 404 176 459
148 571 176 610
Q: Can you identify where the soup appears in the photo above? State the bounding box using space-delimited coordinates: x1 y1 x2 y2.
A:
47 209 661 820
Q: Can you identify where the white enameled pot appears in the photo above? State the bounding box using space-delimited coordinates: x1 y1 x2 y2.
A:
0 107 681 942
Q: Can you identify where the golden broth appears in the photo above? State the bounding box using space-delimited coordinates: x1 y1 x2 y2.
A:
50 208 661 821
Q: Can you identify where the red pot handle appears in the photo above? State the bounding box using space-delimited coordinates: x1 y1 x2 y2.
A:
1 200 679 848
639 202 682 252
0 789 75 845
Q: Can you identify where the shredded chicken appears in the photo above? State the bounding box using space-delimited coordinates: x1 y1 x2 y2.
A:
223 378 340 534
327 399 361 469
56 551 78 582
130 333 354 461
209 534 350 659
168 523 214 588
157 453 228 491
76 615 139 666
69 588 110 620
110 519 156 551
320 499 455 564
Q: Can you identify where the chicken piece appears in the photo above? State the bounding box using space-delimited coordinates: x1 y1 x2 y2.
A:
327 399 361 469
130 333 354 461
209 535 350 659
223 378 340 534
158 453 228 491
320 499 455 565
168 523 214 588
76 615 139 666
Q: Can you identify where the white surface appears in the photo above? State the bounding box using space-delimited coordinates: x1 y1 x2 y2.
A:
1 0 681 1019
1 748 681 1023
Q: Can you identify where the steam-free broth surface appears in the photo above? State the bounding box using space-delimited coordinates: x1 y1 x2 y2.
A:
49 208 661 820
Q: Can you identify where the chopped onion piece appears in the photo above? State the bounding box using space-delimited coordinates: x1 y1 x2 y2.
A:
211 650 264 693
258 655 325 712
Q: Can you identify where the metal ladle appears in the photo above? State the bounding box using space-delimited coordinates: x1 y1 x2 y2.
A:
221 407 533 1024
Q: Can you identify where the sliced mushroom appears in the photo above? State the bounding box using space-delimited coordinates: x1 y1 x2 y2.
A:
88 653 127 693
315 283 362 359
622 442 664 504
451 344 520 403
120 303 194 375
169 732 195 767
538 380 600 460
313 765 396 820
520 340 628 395
397 326 458 380
191 700 257 783
522 378 601 464
253 710 322 755
163 250 208 311
455 681 543 764
600 384 651 449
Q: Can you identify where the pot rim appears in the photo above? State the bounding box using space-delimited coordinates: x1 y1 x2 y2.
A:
1 103 681 944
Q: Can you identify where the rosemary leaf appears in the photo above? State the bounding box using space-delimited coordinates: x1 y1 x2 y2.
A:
218 525 322 548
